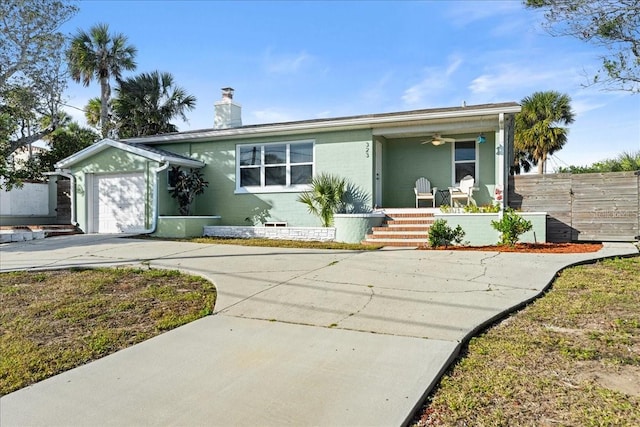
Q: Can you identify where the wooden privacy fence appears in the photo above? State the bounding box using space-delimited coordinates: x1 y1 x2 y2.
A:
56 178 71 224
508 171 640 242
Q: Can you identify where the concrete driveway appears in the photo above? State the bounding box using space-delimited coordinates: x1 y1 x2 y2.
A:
1 235 637 426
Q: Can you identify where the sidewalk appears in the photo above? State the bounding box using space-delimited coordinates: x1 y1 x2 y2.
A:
1 236 637 426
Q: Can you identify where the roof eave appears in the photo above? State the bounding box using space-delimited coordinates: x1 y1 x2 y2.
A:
121 104 522 145
54 139 205 169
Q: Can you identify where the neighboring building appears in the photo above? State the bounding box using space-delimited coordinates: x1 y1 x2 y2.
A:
55 88 520 234
8 145 49 170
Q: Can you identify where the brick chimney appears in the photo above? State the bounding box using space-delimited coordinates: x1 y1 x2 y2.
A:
214 87 242 129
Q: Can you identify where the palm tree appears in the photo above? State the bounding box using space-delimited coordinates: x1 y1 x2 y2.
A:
83 97 102 130
113 71 196 138
515 91 575 174
67 23 137 138
297 173 346 227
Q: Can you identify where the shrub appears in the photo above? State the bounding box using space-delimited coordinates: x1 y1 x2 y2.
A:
297 173 346 227
428 219 465 248
169 166 209 215
463 203 501 213
491 208 532 246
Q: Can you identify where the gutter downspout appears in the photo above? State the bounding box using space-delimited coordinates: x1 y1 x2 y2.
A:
139 161 170 234
46 170 77 226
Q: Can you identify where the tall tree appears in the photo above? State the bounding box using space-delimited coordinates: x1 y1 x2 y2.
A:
39 122 99 171
526 0 640 93
515 91 575 174
0 0 77 188
113 71 196 138
67 23 137 138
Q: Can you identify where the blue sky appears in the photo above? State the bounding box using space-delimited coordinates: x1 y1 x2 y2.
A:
60 0 640 169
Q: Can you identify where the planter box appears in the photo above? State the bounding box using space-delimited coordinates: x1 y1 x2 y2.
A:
154 216 221 238
434 212 547 245
334 212 386 243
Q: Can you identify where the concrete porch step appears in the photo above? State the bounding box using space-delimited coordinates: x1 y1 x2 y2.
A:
30 225 81 237
368 231 429 238
361 238 427 247
372 226 430 232
385 219 434 225
362 209 434 247
0 225 80 242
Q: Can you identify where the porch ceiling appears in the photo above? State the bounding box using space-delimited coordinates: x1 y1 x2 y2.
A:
372 115 499 139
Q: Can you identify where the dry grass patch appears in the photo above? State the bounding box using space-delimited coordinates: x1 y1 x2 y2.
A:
413 256 640 426
0 268 215 395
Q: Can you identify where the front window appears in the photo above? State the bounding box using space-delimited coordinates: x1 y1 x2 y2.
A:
237 141 314 192
453 140 477 184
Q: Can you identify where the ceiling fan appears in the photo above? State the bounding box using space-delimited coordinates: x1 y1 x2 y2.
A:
421 133 456 146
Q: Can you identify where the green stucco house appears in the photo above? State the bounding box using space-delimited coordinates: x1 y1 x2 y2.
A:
55 88 522 242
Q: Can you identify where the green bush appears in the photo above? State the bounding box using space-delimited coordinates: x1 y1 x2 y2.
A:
463 203 501 213
428 219 465 248
491 209 532 246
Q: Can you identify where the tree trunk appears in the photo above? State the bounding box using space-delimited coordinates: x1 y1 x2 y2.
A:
537 153 547 174
100 77 110 139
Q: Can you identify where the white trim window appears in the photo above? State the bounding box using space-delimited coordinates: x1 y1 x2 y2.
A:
452 140 478 184
236 140 314 193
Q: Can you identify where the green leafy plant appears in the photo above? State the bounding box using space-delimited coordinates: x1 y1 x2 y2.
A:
428 219 465 248
463 203 501 213
439 204 452 213
169 166 209 215
491 208 533 246
297 173 347 227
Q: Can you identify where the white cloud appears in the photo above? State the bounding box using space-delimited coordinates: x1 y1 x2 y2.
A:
570 98 606 117
468 64 558 96
402 56 463 107
445 1 522 27
252 108 295 123
314 110 332 119
263 49 314 74
360 72 394 105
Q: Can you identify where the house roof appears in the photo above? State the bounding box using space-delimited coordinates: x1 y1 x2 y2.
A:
121 102 521 145
54 139 205 170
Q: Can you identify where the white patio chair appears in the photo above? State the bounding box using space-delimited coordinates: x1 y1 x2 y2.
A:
449 175 476 207
414 177 437 208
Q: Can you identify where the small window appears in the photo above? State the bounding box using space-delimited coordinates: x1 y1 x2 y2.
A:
237 141 314 192
453 140 477 184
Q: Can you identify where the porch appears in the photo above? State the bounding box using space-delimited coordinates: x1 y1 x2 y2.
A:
362 208 547 247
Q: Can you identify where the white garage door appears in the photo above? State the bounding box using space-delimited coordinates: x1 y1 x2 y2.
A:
92 173 146 233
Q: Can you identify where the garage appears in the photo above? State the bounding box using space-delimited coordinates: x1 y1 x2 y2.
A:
92 173 146 233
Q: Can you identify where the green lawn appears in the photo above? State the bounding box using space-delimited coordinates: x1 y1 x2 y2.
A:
0 268 215 395
413 256 640 426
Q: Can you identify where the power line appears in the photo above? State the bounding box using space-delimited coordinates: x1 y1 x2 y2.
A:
60 102 87 113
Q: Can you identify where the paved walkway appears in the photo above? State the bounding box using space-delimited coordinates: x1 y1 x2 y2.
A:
1 236 637 426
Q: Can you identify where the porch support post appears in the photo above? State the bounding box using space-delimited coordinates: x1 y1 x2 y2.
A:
496 112 506 212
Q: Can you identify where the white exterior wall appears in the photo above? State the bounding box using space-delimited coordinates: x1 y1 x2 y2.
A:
0 182 50 215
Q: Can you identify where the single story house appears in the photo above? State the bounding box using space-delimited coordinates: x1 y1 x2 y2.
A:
54 88 524 242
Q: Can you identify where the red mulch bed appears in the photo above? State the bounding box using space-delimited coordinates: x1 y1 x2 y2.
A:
420 242 603 253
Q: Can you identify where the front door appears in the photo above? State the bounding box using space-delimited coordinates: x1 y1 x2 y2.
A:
375 139 383 207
